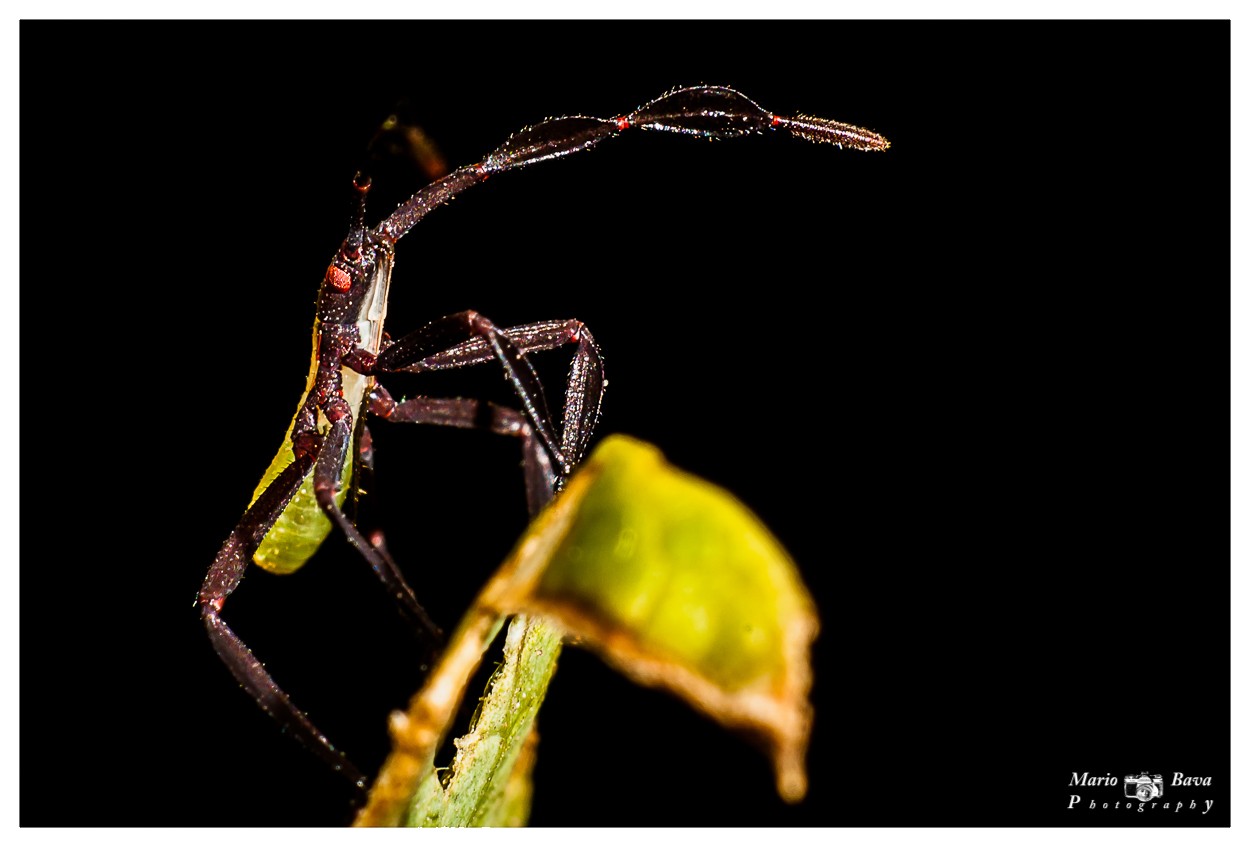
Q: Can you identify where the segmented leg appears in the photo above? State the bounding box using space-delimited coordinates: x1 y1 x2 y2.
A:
199 387 551 790
304 316 599 679
365 313 604 478
291 315 600 673
312 397 443 648
198 441 368 789
368 385 557 516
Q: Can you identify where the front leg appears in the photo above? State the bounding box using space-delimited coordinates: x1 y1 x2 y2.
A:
312 398 443 653
352 312 604 478
198 439 367 788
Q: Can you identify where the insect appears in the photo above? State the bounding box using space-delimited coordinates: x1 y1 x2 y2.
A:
198 85 889 789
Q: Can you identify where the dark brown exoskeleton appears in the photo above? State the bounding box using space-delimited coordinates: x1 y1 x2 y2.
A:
198 85 889 787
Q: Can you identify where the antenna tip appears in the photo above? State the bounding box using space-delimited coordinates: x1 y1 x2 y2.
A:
780 114 891 152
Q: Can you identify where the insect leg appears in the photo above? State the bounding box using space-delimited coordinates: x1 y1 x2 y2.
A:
334 323 597 635
312 399 443 651
344 420 448 640
369 314 604 477
370 311 557 468
393 319 604 473
367 385 558 516
199 444 367 788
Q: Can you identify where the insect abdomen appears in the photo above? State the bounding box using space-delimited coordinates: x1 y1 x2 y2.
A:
246 329 361 576
248 443 352 575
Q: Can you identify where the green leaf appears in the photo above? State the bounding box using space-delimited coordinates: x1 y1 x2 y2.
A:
405 616 561 827
505 435 818 802
538 436 811 690
357 435 817 825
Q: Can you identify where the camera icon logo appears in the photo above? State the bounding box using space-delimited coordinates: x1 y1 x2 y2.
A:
1123 773 1164 801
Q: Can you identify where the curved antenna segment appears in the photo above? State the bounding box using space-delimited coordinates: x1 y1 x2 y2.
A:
376 85 888 243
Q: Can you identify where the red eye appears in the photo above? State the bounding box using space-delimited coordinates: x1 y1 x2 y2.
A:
325 265 351 292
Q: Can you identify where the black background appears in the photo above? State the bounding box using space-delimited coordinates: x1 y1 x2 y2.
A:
20 20 1229 827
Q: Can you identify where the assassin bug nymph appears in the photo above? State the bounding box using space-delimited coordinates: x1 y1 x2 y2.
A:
198 85 889 789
